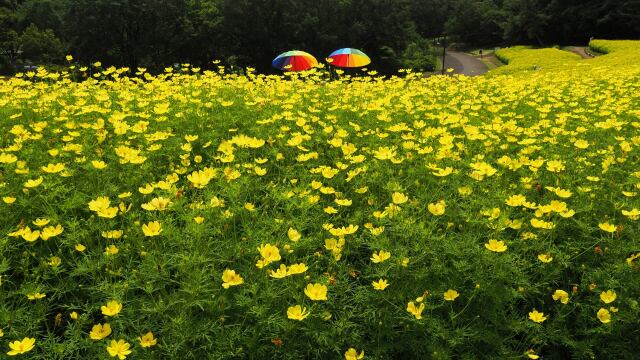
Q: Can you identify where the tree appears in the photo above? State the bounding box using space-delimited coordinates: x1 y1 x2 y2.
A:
401 38 437 71
64 0 188 70
20 24 65 63
445 0 504 46
1 1 65 72
501 0 550 45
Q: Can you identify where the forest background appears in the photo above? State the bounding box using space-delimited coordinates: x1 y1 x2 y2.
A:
1 0 639 74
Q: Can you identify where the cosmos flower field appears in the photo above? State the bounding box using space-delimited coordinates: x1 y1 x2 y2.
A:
1 40 639 359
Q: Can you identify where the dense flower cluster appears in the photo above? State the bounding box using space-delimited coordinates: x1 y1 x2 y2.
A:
0 39 639 358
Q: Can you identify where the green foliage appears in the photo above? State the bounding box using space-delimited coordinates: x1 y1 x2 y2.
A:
444 0 505 46
400 39 437 72
19 24 65 64
2 0 639 76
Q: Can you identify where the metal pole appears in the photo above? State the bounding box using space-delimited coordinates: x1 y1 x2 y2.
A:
441 37 446 75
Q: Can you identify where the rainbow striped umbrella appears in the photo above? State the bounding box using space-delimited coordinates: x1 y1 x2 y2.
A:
327 48 371 68
272 50 318 72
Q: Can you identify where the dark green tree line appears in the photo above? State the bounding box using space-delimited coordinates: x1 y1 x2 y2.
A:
1 0 638 75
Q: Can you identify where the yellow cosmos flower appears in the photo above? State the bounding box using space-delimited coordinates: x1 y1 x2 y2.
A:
141 221 162 236
433 167 453 177
372 279 390 290
369 226 385 236
573 139 589 149
443 289 459 301
427 200 446 216
370 250 391 263
530 218 555 229
27 292 46 300
92 160 108 169
485 239 507 252
257 243 281 265
597 308 611 323
21 228 40 242
344 348 364 360
598 222 616 233
41 163 65 173
329 224 358 237
2 196 16 204
526 349 540 359
286 263 308 275
40 225 64 240
335 198 352 206
106 339 132 359
622 208 640 220
627 253 640 266
505 194 527 207
104 245 119 255
391 192 408 204
101 230 123 239
194 216 205 224
187 168 215 188
7 337 35 356
528 309 547 323
304 283 328 301
97 207 118 218
137 332 157 348
546 160 565 172
400 257 410 267
88 196 111 212
138 184 154 194
287 227 301 242
141 197 172 211
0 153 18 164
90 323 112 340
32 218 50 227
23 176 43 188
230 134 264 148
600 290 617 304
269 264 289 279
101 300 122 317
537 253 553 263
48 256 61 267
321 167 338 178
552 290 569 304
221 269 244 288
287 305 310 321
407 301 425 319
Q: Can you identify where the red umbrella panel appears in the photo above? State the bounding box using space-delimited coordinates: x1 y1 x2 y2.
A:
327 48 371 68
272 50 318 71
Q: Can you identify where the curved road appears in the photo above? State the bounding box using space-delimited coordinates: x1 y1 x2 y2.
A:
443 51 488 76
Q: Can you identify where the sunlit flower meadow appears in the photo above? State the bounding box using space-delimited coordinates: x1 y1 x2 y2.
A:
1 40 639 359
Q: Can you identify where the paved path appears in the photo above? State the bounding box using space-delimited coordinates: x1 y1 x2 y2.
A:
568 46 593 59
443 51 488 76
